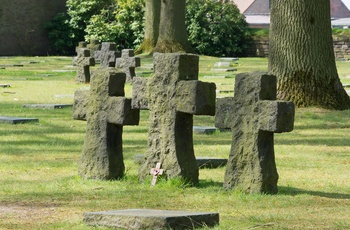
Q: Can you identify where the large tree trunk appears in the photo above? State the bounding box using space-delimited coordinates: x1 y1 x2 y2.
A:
136 0 160 54
154 0 191 53
269 0 350 110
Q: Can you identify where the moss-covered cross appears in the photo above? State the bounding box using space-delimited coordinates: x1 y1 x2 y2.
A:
94 42 120 67
72 48 95 83
137 53 216 185
72 67 140 180
215 72 295 194
115 49 140 82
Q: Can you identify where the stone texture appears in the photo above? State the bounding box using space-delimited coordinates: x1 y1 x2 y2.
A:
94 42 120 67
83 209 219 229
138 53 216 185
132 77 149 110
216 72 295 194
74 67 140 180
115 49 141 82
0 0 66 56
72 48 95 83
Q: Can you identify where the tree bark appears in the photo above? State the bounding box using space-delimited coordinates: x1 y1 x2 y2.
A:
136 0 160 54
154 0 191 53
269 0 350 110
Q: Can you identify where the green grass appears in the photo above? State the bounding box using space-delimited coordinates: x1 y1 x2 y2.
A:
0 56 350 229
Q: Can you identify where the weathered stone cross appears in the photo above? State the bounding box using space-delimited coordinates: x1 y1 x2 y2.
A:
215 72 295 194
72 48 95 83
137 53 216 185
72 67 140 180
94 42 120 67
115 49 141 82
150 163 164 186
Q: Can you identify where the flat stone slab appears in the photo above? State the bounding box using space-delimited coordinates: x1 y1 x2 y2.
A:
214 62 231 67
193 126 218 134
196 157 228 168
0 84 11 88
203 75 232 79
22 104 73 109
0 116 39 124
216 90 234 94
210 68 237 72
134 154 227 168
83 209 219 229
220 57 239 61
0 64 24 67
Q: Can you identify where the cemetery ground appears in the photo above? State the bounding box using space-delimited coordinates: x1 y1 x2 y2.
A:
0 56 349 229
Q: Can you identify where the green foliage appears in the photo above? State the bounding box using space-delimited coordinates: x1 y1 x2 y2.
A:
66 0 114 41
45 13 78 55
186 0 252 57
84 0 145 50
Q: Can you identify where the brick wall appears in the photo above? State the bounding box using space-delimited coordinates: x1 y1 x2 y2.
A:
247 38 350 60
0 0 66 56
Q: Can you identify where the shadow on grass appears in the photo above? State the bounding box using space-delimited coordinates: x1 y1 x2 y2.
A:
278 186 350 199
198 179 223 188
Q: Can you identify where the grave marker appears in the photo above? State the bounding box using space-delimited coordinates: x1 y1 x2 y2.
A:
75 41 87 53
150 162 164 186
94 42 120 67
84 209 219 229
72 48 95 83
215 72 295 194
73 67 140 180
0 116 39 124
23 104 73 109
138 53 216 185
115 49 141 82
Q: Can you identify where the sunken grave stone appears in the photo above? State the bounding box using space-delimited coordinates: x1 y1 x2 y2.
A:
138 53 216 185
115 49 141 82
215 72 295 194
83 209 219 229
23 104 73 109
0 116 39 124
72 48 95 83
73 67 140 180
94 42 120 67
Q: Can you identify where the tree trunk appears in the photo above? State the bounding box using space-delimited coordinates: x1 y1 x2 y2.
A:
154 0 191 53
136 0 160 54
269 0 350 110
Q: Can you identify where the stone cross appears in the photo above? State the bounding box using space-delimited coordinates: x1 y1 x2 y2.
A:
150 163 164 186
72 67 140 180
72 48 95 83
75 41 87 53
94 42 120 67
115 49 140 82
215 72 295 194
138 53 216 185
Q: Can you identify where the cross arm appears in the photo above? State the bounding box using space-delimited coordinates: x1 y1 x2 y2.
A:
215 97 236 129
258 100 295 133
73 89 90 121
132 77 149 110
175 80 216 115
107 97 140 125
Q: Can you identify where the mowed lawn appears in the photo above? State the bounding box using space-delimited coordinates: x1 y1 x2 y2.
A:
0 56 349 229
